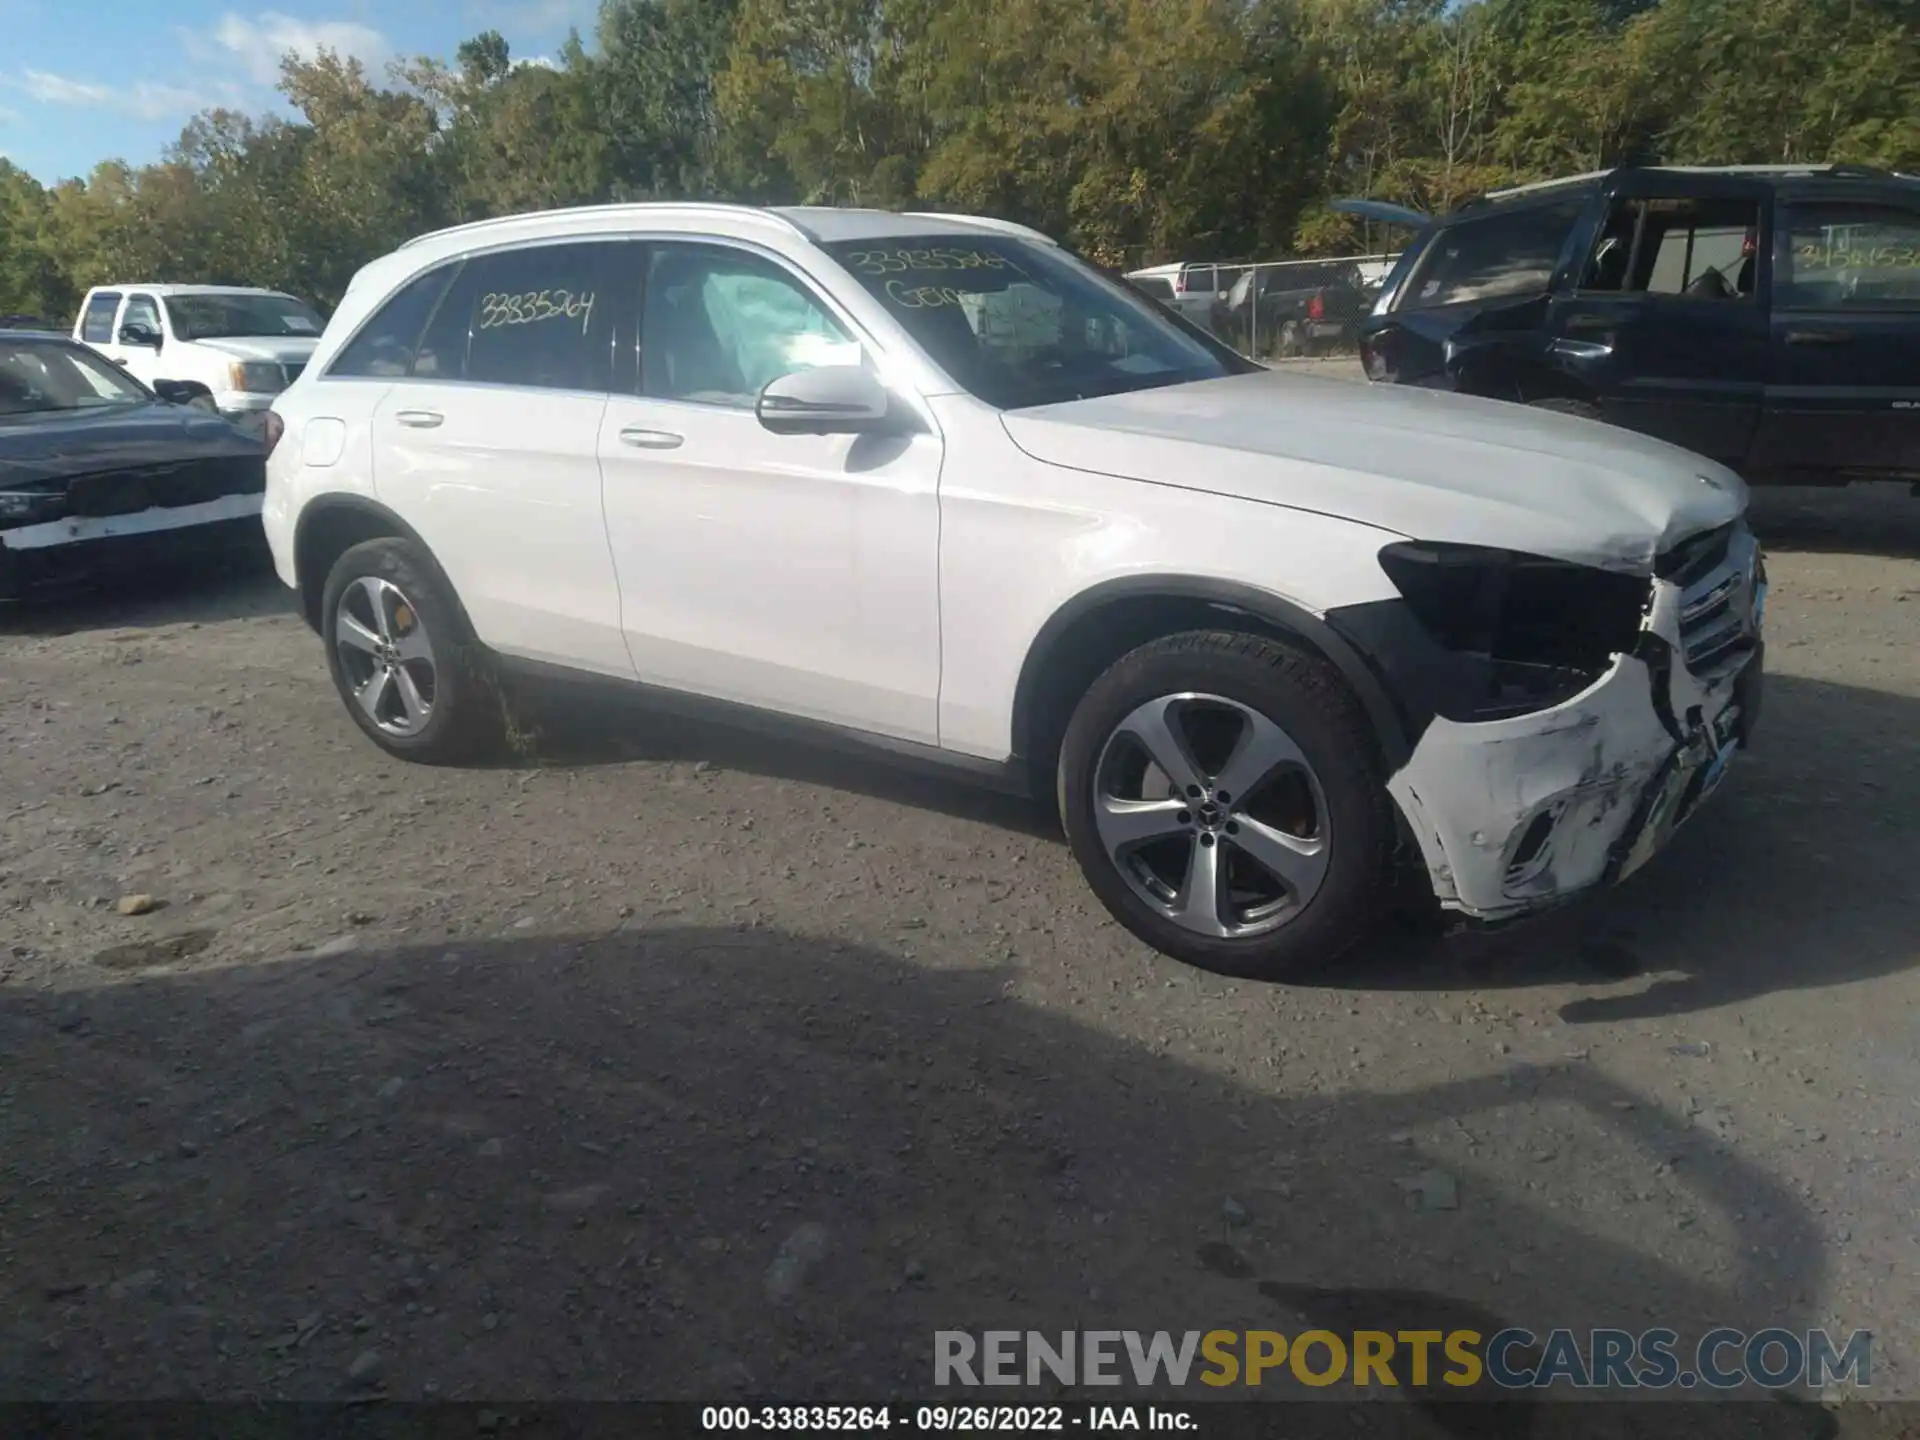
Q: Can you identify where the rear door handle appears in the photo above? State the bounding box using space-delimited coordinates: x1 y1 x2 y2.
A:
619 427 684 450
1563 314 1613 332
1785 329 1849 345
394 409 444 428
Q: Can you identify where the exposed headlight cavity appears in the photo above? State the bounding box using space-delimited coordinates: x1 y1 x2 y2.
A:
1377 540 1651 720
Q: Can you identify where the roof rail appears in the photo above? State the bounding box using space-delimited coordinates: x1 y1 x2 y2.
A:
1476 169 1614 203
398 201 807 251
900 211 1059 246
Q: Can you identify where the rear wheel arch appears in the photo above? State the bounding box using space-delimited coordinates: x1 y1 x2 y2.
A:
293 497 464 636
1010 577 1412 790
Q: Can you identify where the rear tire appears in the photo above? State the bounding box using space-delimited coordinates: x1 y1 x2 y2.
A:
320 537 504 764
1057 630 1395 979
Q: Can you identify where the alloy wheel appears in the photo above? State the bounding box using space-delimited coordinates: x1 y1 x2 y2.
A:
334 575 437 737
1092 692 1330 939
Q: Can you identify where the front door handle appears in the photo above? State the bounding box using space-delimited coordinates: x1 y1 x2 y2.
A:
1563 313 1613 332
394 409 444 428
1785 329 1849 345
619 427 684 450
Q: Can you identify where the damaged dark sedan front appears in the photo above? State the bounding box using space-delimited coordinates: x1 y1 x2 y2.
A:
0 330 267 599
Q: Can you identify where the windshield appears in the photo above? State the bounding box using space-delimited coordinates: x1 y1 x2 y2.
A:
0 340 149 419
164 293 323 341
821 236 1255 409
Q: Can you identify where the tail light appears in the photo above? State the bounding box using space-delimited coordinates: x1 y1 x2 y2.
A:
262 410 285 456
1307 293 1325 321
1360 333 1391 381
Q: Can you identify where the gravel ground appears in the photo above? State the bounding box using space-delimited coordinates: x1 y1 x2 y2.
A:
2 374 1918 1428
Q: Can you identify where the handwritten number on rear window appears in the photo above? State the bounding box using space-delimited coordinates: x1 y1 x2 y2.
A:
478 290 596 335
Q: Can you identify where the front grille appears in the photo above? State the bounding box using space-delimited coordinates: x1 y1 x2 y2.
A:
64 455 267 518
1667 522 1759 680
1656 521 1733 587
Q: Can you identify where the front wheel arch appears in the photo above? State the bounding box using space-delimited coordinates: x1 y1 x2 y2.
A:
1010 577 1412 791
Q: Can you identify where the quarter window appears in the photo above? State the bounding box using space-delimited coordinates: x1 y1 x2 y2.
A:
80 292 122 343
330 265 458 379
1777 203 1920 310
641 243 860 408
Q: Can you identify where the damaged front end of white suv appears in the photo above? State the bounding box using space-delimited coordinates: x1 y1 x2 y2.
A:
1327 515 1766 923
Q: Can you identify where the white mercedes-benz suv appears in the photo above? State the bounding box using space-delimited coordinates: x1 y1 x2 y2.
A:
262 203 1765 975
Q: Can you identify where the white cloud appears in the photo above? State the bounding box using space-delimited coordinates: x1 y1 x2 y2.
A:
466 0 594 33
16 69 208 121
209 11 389 87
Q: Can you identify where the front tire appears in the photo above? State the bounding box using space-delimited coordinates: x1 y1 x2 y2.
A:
1058 631 1395 978
320 537 503 763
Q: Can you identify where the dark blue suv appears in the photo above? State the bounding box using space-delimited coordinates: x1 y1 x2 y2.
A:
1339 164 1920 490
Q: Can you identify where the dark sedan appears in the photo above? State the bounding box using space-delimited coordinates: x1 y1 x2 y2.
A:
1 331 267 599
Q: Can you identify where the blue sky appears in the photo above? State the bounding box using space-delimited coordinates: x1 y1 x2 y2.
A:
0 0 598 183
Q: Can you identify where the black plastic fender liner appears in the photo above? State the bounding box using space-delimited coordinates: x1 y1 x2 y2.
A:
1010 575 1419 773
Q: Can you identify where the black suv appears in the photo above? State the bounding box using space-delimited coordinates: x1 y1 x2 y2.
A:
1339 165 1920 489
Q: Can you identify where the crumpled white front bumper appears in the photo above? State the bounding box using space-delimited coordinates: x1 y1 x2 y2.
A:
1386 530 1764 922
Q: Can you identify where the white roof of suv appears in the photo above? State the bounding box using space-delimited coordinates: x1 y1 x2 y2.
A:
396 202 1057 257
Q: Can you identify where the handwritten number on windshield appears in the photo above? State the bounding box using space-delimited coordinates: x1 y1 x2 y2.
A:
884 280 972 309
478 290 596 335
846 248 1026 278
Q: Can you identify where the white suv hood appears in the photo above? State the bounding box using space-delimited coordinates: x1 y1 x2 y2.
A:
999 370 1747 572
194 335 319 365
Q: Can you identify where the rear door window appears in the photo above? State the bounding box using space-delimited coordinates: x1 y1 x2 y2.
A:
1182 265 1218 294
1580 196 1762 301
80 292 122 343
1399 200 1586 311
454 242 618 392
1776 202 1920 310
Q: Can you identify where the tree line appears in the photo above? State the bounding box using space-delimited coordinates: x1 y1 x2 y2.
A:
2 0 1915 321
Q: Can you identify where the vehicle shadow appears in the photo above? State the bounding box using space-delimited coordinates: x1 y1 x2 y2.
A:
499 679 1060 841
1330 672 1920 1024
0 926 1833 1428
0 549 290 637
1747 483 1920 562
503 661 1917 1022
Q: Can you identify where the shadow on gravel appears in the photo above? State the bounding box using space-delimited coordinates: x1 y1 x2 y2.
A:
498 681 1059 841
0 550 289 637
501 654 1918 1023
0 926 1827 1428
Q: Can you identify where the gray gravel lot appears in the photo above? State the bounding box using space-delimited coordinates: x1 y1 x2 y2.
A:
2 367 1918 1426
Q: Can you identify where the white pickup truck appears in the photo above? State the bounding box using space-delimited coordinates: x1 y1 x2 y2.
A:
72 284 325 437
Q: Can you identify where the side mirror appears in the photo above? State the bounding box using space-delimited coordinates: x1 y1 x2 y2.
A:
755 365 897 436
152 379 200 406
119 322 160 349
